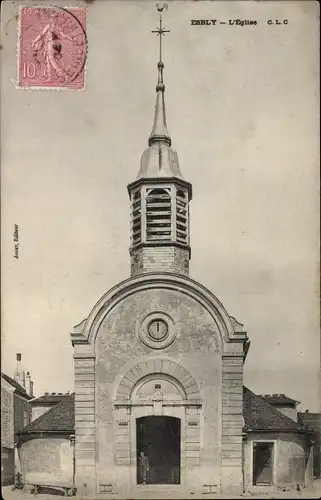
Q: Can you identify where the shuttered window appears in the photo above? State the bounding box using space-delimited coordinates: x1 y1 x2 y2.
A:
146 188 172 242
176 189 187 244
131 190 142 244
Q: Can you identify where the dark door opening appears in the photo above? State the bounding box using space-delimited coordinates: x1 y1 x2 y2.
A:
253 442 274 485
136 416 180 485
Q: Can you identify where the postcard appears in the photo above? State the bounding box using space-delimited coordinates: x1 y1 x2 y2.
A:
1 1 319 498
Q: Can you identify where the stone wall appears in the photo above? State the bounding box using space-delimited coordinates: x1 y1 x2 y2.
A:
1 386 14 449
92 286 235 495
19 437 73 483
130 246 189 276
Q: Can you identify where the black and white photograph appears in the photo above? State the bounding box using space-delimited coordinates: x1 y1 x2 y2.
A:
1 1 320 498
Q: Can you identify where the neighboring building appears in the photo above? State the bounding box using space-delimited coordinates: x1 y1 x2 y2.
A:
243 388 313 492
30 392 72 422
1 376 15 486
259 394 300 422
17 395 75 486
1 354 34 485
298 412 321 479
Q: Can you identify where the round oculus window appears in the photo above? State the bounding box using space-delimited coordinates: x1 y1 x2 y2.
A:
148 319 168 341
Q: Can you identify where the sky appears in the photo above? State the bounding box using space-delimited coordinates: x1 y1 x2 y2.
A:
1 0 320 411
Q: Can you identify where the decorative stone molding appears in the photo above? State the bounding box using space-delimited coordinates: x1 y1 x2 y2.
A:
115 359 201 401
71 273 247 351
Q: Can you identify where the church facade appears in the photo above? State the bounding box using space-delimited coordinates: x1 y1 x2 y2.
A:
71 276 247 497
69 7 312 499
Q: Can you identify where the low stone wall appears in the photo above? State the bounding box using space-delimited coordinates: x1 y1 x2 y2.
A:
19 437 73 484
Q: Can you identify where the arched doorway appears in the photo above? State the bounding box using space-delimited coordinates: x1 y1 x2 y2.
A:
114 359 202 489
136 416 181 485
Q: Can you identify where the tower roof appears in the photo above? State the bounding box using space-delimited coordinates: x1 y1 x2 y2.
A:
137 4 184 181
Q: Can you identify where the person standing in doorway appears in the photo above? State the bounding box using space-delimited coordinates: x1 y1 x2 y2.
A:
139 451 150 484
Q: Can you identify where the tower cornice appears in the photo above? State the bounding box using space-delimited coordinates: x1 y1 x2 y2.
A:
128 176 193 200
129 240 191 258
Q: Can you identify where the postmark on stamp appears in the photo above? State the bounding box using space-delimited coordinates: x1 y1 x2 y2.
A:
18 6 87 90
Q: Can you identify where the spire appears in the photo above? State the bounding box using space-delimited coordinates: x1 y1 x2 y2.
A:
149 4 171 147
128 4 192 277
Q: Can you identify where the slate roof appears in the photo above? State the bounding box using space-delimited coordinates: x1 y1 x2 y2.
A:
243 387 303 432
20 388 306 436
30 393 72 406
21 394 75 433
1 372 32 400
258 393 299 406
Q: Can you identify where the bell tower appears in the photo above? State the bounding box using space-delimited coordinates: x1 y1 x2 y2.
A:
128 4 192 277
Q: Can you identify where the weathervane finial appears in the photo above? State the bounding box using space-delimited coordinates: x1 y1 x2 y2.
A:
151 3 170 89
156 3 168 12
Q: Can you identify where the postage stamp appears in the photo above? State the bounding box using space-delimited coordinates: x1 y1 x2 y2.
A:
18 6 87 90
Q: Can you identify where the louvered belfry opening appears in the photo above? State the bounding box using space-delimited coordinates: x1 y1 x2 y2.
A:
146 188 171 242
130 183 190 248
176 189 188 245
131 190 142 245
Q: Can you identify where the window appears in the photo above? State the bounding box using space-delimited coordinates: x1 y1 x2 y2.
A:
253 442 274 485
131 190 142 245
176 190 187 244
146 189 171 242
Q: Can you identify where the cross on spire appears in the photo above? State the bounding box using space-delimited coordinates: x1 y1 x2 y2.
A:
148 3 171 146
151 3 170 86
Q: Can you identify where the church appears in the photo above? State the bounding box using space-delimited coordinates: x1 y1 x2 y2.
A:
14 5 315 499
70 5 248 496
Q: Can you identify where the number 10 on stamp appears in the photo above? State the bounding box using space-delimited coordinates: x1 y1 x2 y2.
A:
18 6 87 90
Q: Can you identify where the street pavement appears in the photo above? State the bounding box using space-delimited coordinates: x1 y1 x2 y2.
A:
2 481 321 500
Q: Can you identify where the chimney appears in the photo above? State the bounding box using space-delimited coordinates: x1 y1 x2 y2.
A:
25 371 34 397
14 353 26 388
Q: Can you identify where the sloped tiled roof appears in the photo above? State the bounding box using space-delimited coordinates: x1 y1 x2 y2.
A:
30 393 72 405
1 372 32 400
243 387 303 432
21 394 75 433
19 388 306 435
258 393 299 406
